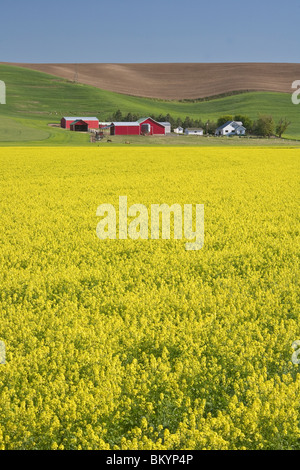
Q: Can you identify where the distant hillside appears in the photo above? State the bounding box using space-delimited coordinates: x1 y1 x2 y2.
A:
4 62 300 100
0 63 299 145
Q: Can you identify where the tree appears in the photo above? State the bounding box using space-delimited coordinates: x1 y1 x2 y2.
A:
253 114 275 137
234 114 253 132
205 120 217 135
125 112 134 122
194 118 205 129
183 116 193 129
175 117 183 128
113 109 123 121
165 113 175 129
276 117 291 138
217 115 233 127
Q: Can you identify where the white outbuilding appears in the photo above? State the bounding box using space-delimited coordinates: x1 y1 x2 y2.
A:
174 126 184 134
159 122 171 134
185 128 204 136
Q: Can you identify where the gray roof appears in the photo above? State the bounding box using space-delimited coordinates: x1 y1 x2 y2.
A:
112 122 140 126
216 120 245 131
186 128 203 131
216 120 234 130
70 119 88 125
231 121 244 129
63 116 99 121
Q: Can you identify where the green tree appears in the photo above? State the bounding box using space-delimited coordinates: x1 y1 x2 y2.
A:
125 112 134 122
113 109 123 121
164 113 175 129
183 116 193 129
234 114 253 132
205 120 217 135
217 115 233 127
175 117 183 128
253 114 275 137
194 118 205 129
276 117 291 138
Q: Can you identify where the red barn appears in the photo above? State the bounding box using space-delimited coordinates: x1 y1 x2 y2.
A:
110 117 166 136
110 122 140 136
138 117 166 135
61 117 99 130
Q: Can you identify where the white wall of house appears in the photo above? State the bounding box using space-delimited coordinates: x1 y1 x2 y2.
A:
159 122 171 133
235 126 246 135
216 123 235 135
174 127 183 134
215 122 246 136
185 129 204 136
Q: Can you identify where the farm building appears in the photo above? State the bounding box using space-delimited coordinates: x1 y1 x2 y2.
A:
215 121 246 136
159 122 171 134
70 119 89 132
185 128 204 136
174 126 184 134
110 118 166 136
110 122 140 136
137 118 166 135
61 117 99 130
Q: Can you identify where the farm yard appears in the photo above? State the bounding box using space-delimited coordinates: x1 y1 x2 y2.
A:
0 146 299 450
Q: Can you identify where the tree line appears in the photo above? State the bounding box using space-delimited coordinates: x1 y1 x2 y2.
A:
107 110 291 138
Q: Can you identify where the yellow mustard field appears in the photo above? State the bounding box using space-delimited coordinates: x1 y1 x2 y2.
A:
0 146 299 450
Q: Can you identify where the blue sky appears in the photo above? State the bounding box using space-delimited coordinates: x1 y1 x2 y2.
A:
1 0 299 63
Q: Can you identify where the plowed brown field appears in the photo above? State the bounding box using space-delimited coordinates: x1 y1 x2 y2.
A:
5 62 300 99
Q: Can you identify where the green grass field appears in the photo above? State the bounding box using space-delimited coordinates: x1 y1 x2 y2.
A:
0 63 299 145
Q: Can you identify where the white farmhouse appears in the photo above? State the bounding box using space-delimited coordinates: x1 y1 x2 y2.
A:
174 126 184 134
185 128 204 136
215 120 246 136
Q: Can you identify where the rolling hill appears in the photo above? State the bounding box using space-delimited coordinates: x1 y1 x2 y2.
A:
5 62 300 100
0 63 299 145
